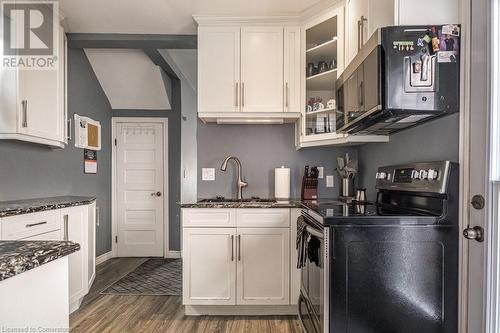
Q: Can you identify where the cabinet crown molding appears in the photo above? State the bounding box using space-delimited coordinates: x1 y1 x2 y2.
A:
193 15 301 26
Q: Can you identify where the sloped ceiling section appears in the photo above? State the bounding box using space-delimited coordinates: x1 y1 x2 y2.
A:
162 49 197 91
84 48 171 110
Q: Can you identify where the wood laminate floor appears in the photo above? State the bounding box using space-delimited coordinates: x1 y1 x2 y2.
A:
70 258 302 333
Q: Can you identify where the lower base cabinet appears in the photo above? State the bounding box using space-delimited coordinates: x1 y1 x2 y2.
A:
182 208 296 308
0 202 96 314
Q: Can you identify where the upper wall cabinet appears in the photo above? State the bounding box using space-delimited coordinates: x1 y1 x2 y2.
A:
346 0 459 66
195 17 301 124
0 21 67 148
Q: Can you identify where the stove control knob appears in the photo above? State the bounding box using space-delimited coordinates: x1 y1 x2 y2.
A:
427 169 438 180
419 170 428 180
411 170 420 179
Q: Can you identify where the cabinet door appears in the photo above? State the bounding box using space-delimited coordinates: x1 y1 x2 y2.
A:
198 26 240 113
17 25 65 142
346 0 369 65
60 206 89 305
237 228 290 305
397 0 459 25
368 0 395 37
183 228 236 305
284 27 301 113
87 202 96 287
241 27 284 112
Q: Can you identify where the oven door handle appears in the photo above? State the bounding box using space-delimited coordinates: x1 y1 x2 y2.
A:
306 225 324 239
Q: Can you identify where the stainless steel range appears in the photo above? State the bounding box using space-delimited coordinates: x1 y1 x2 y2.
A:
297 161 459 333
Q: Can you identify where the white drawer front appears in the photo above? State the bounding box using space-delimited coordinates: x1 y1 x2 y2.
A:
21 229 62 241
2 210 61 240
236 209 290 228
183 209 236 228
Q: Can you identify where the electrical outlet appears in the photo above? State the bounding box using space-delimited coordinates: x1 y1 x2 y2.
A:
326 175 334 187
202 168 215 181
317 167 324 179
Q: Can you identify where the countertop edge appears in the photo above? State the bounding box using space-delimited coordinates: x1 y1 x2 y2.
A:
0 196 96 218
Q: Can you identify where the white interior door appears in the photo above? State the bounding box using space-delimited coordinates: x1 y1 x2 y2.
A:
460 0 491 331
115 121 165 257
240 26 284 112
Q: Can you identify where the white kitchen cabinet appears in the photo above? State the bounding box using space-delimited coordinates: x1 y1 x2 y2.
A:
0 23 67 148
236 228 290 305
0 203 96 314
240 27 283 113
183 228 236 305
198 26 240 113
194 16 301 124
346 0 459 67
284 27 301 113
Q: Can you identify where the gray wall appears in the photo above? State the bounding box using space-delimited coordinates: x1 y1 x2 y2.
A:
197 123 357 199
0 48 113 256
358 113 460 200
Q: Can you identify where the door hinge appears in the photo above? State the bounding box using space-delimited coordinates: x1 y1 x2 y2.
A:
115 235 118 243
114 138 117 146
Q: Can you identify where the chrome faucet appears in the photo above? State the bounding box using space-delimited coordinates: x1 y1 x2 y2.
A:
220 156 248 200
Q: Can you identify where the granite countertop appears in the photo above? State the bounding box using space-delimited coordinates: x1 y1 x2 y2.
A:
0 196 96 218
0 240 80 281
181 199 302 209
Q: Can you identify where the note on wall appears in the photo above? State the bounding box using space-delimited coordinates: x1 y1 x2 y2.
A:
84 149 97 174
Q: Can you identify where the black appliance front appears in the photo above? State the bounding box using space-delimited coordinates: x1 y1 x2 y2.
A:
337 25 460 135
328 225 458 333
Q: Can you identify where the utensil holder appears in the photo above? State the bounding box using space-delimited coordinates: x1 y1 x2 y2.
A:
301 176 318 200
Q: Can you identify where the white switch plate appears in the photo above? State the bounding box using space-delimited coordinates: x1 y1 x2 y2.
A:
317 167 324 179
326 175 334 187
202 168 215 181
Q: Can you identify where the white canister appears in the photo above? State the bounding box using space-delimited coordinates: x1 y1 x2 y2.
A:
274 166 291 200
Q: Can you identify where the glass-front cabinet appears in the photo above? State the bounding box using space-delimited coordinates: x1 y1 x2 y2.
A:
297 5 388 148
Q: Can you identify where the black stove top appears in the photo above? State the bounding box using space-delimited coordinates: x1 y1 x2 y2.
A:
301 199 443 226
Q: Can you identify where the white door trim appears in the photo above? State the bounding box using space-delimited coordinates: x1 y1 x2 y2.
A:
111 117 169 258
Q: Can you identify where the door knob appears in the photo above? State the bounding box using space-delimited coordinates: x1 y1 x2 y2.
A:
151 191 162 197
463 226 484 242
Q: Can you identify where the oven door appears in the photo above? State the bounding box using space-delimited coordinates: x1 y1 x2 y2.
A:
299 213 327 333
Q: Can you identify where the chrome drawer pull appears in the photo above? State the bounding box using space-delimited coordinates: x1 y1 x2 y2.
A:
26 221 47 228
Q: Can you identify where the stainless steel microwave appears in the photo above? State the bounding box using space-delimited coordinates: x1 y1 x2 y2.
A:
336 25 460 135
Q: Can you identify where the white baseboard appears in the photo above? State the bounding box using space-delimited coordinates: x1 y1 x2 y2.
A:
96 251 114 266
185 305 297 316
166 250 182 259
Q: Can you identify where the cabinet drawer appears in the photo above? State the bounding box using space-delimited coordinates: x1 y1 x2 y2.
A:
183 209 236 227
1 211 61 240
236 209 290 228
21 229 62 241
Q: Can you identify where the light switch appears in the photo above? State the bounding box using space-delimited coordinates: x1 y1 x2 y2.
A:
202 168 215 181
317 167 324 179
326 175 334 187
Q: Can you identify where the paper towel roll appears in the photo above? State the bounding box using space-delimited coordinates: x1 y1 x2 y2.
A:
275 166 290 200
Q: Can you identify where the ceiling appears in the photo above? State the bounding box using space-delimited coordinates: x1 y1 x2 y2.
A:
60 0 322 34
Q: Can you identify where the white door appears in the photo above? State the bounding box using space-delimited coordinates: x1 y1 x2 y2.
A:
17 24 65 142
241 26 284 113
115 121 165 257
236 228 290 305
460 0 492 331
346 0 369 65
182 228 236 305
284 26 301 113
198 26 240 113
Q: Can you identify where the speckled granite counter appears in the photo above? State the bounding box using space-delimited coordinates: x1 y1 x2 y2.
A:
181 199 302 209
0 240 80 281
0 196 96 218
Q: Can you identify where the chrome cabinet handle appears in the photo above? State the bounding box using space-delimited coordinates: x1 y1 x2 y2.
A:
241 82 245 108
63 214 69 241
357 15 367 51
231 235 234 261
285 82 289 108
26 221 47 228
67 118 72 141
22 100 28 127
235 82 239 107
238 234 241 261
